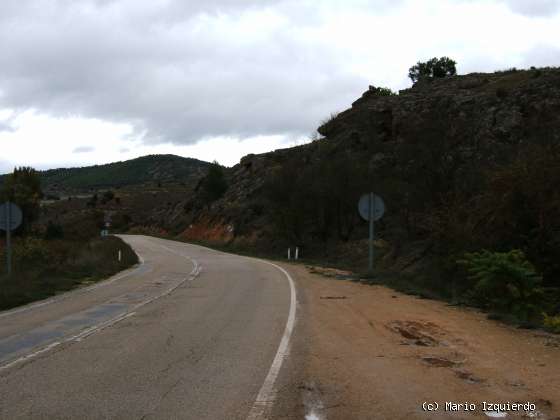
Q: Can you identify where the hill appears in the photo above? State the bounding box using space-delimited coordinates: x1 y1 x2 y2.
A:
149 67 560 298
36 154 211 194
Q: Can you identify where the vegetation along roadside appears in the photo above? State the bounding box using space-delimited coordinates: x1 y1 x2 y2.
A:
0 167 138 311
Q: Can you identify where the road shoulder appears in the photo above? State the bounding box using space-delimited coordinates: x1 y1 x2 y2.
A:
280 263 560 420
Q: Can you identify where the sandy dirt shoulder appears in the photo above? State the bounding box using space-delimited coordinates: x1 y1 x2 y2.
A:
279 263 560 420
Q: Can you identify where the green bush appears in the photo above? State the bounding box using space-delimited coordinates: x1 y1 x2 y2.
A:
457 249 543 322
13 237 53 267
101 190 114 204
368 86 397 96
408 57 457 83
44 221 64 240
543 313 560 333
199 161 228 204
0 236 138 311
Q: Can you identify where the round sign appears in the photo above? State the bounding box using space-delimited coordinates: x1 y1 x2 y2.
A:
0 202 23 232
358 193 385 221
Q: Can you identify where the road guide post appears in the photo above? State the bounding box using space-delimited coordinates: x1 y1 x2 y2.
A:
0 201 23 277
358 193 385 273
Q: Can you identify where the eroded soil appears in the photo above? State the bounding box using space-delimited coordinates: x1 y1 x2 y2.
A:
286 263 560 420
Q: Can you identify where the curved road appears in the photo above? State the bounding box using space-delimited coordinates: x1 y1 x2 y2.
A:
0 235 297 420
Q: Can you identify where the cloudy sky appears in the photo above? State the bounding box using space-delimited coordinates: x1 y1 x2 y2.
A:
1 0 559 172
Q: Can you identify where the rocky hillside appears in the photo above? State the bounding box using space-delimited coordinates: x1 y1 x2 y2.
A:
36 154 210 195
163 67 560 292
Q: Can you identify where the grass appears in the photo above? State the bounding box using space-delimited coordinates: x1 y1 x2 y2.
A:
0 236 138 311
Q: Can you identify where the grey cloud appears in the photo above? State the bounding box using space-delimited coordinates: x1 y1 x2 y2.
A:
73 146 95 153
0 160 14 175
0 0 381 146
521 45 560 67
0 121 15 133
502 0 560 17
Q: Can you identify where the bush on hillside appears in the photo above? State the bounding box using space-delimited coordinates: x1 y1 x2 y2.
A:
0 167 43 233
457 249 543 322
369 86 397 96
543 313 560 333
408 57 457 83
101 190 115 204
44 221 64 240
199 161 228 204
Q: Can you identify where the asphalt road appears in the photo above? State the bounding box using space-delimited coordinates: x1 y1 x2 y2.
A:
0 235 296 420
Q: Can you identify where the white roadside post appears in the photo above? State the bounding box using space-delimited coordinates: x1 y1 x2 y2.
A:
295 247 299 260
118 250 122 262
287 248 291 260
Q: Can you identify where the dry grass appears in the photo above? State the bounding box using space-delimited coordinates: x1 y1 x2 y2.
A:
0 236 138 311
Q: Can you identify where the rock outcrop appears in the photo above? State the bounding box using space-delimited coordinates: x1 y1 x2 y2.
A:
172 67 560 284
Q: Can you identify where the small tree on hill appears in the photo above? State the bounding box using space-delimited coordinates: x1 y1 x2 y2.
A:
0 167 43 232
200 161 228 204
408 57 457 84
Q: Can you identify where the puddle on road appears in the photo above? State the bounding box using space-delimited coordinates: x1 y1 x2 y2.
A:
301 381 325 420
305 411 322 420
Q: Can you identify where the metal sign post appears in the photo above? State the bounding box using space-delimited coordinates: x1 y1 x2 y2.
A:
0 201 23 277
358 193 385 274
368 193 374 272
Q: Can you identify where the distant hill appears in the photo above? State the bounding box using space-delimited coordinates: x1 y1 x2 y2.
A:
35 154 210 194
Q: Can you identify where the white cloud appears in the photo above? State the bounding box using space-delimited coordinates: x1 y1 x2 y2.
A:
0 0 559 171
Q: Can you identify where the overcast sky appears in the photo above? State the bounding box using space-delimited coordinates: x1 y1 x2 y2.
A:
1 0 559 172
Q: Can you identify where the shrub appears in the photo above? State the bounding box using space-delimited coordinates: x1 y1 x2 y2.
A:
408 57 457 83
457 249 543 322
543 313 560 333
13 237 52 267
495 87 508 98
0 167 42 232
199 161 228 204
101 190 114 204
44 221 64 240
368 86 397 96
86 193 98 208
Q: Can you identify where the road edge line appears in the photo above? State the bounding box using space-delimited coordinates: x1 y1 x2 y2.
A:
246 260 297 420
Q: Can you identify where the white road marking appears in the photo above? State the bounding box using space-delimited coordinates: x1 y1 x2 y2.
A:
0 240 200 372
246 260 297 420
0 248 147 319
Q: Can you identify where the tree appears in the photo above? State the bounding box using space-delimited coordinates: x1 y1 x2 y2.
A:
200 161 228 204
101 190 114 204
0 167 43 232
408 57 457 84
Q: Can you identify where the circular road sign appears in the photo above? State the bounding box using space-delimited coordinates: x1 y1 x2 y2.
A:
358 193 385 222
0 202 23 232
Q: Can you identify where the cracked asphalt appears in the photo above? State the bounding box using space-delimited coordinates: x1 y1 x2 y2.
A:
0 235 294 419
